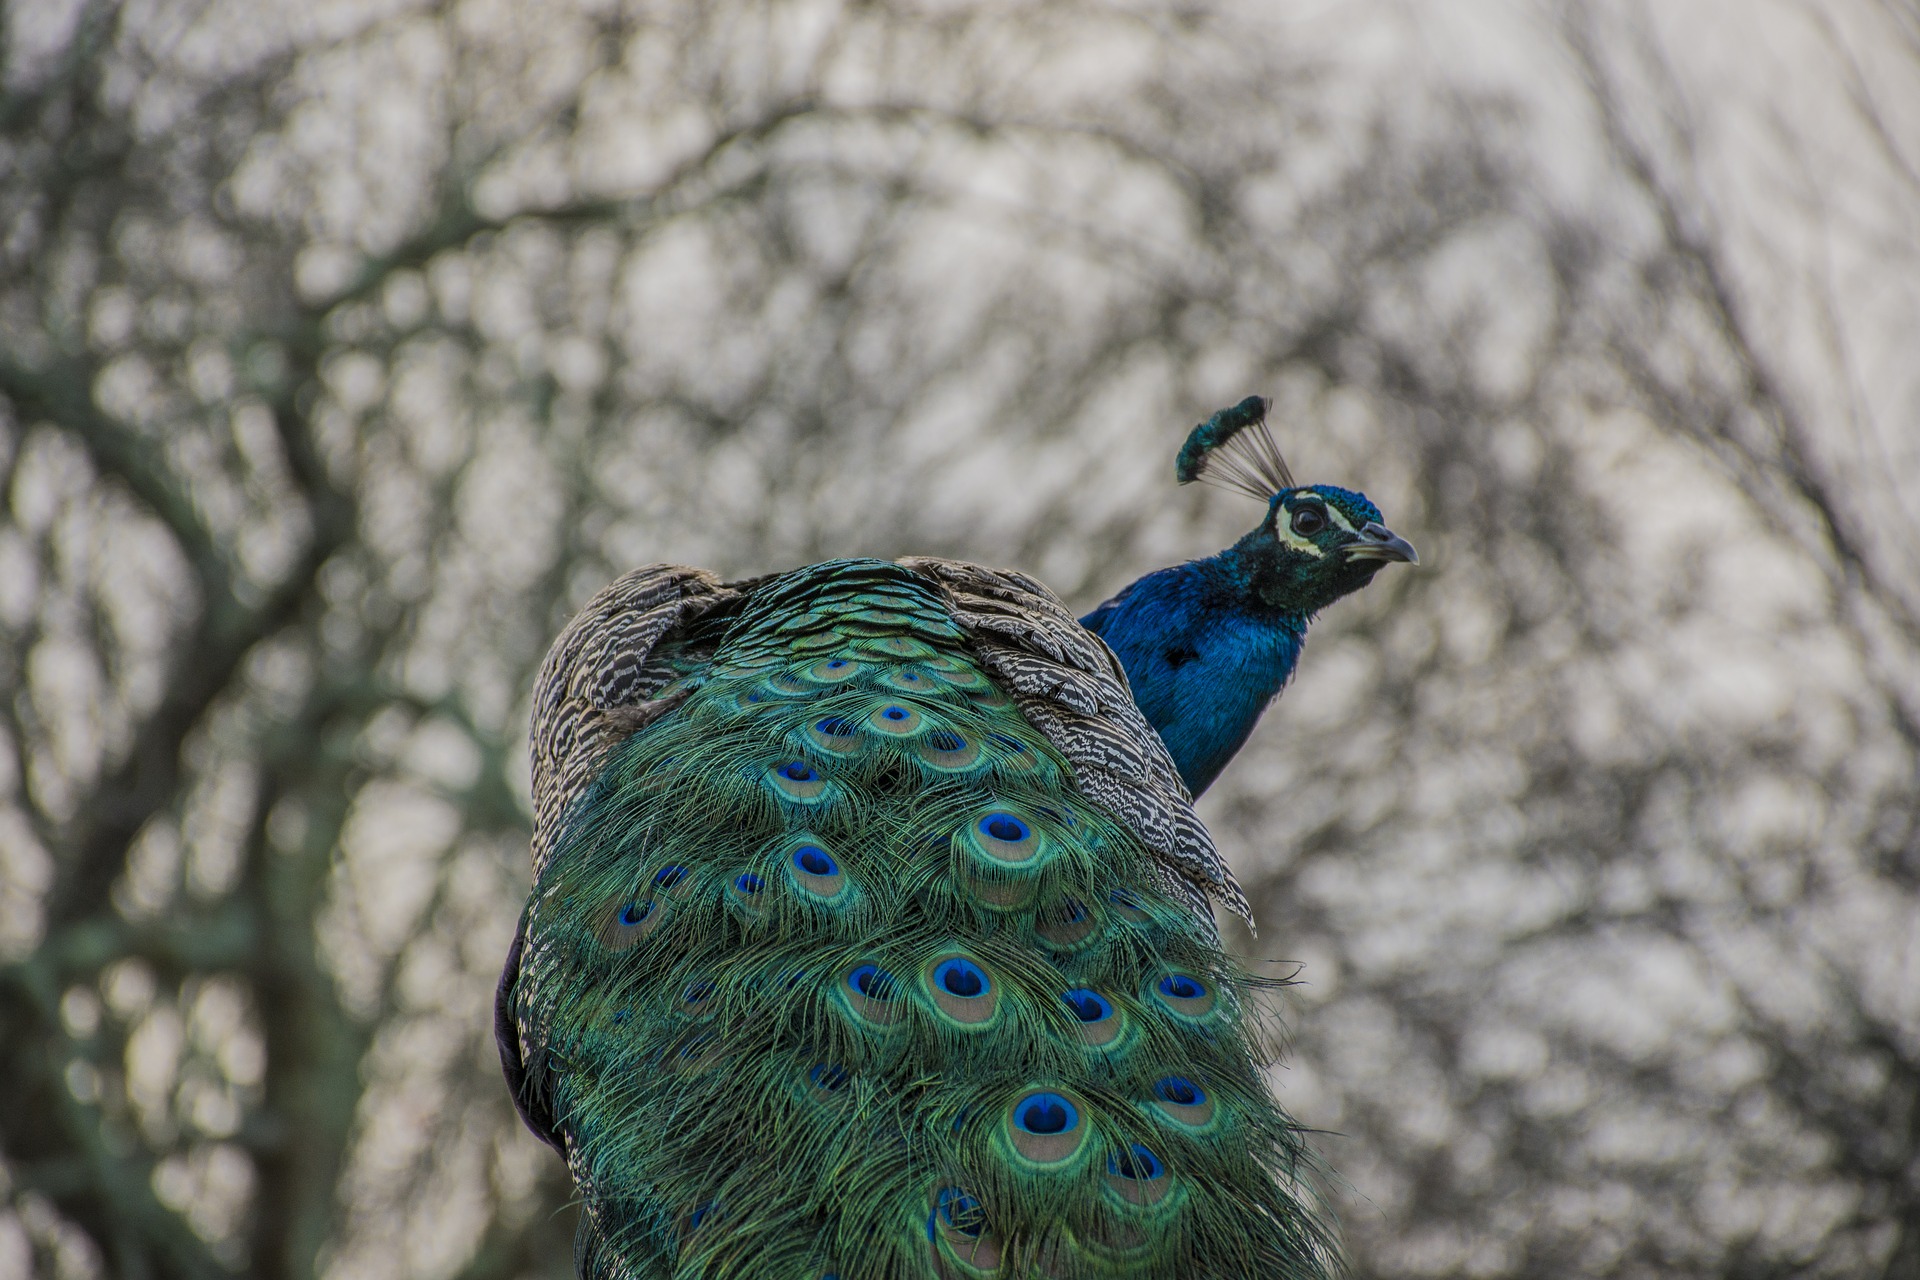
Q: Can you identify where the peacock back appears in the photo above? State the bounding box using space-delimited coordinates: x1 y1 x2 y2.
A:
501 557 1334 1279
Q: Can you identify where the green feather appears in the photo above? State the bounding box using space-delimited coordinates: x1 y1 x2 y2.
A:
515 566 1333 1278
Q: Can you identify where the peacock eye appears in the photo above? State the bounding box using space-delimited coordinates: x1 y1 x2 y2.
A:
1290 505 1326 536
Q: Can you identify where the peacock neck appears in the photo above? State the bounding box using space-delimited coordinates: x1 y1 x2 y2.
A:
1080 541 1310 797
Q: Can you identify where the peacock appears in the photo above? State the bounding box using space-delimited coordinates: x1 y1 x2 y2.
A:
496 396 1416 1279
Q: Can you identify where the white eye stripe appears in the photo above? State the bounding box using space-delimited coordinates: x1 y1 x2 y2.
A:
1277 524 1326 557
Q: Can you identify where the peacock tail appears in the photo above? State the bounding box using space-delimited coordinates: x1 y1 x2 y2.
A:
501 557 1338 1280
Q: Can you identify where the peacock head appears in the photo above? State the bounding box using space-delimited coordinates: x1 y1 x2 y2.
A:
1177 395 1416 615
1240 482 1416 613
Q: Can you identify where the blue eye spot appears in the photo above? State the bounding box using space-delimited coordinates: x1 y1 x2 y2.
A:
1014 1092 1078 1135
781 761 817 782
934 958 989 998
689 1201 714 1229
815 716 856 737
926 730 964 751
681 981 714 1004
882 706 909 722
848 964 897 1000
794 845 837 876
1061 989 1112 1022
1108 1144 1165 1181
826 659 848 669
1061 898 1088 923
935 1187 985 1238
617 901 653 927
981 815 1029 843
1159 974 1207 1001
808 1063 850 1092
1155 1076 1204 1106
989 733 1027 753
653 865 687 888
734 872 763 894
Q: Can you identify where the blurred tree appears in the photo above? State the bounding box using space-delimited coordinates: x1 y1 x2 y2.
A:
0 1 1913 1279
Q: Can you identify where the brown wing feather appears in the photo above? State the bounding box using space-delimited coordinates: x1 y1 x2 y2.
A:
527 564 738 878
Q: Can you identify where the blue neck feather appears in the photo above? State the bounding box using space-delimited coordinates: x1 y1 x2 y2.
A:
1081 543 1310 797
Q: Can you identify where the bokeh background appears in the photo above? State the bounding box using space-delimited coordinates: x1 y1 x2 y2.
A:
3 0 1918 1277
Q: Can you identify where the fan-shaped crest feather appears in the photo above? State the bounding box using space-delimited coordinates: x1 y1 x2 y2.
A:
1173 396 1296 499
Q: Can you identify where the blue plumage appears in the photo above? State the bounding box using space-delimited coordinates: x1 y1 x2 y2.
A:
1081 558 1308 795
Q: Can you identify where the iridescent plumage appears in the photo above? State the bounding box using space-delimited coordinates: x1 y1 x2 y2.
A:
498 401 1414 1279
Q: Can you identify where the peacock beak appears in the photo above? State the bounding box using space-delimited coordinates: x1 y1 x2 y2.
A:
1344 521 1418 565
